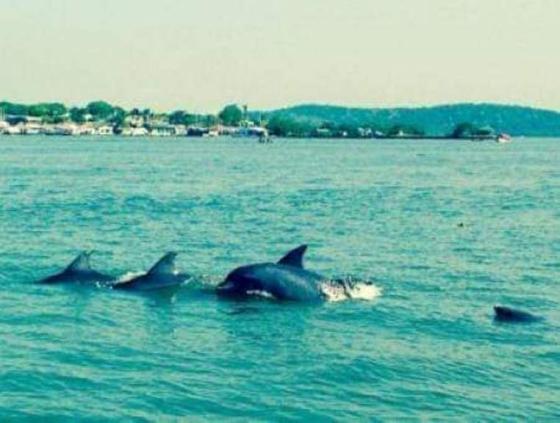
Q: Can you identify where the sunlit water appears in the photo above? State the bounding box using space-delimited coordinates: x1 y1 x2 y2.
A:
0 136 559 421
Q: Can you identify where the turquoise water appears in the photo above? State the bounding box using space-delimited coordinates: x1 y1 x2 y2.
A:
1 136 559 421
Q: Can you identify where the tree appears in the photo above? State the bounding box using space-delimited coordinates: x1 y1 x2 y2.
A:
218 104 243 126
168 110 197 126
86 101 114 120
27 103 67 118
70 107 86 123
109 107 126 128
141 108 152 124
203 114 218 127
266 115 314 137
0 101 29 116
451 122 476 138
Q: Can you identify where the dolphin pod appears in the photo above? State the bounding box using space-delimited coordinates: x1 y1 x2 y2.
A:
37 246 546 322
38 251 189 292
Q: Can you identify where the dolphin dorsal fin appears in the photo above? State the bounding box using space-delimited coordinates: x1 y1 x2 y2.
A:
277 245 308 268
67 251 93 272
148 252 178 275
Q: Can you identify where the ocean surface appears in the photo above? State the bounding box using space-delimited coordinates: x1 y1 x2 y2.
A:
0 136 559 421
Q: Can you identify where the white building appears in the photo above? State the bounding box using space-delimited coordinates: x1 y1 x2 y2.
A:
232 126 269 138
124 115 145 128
122 127 149 136
4 125 22 135
22 123 44 135
96 125 114 136
77 125 96 135
150 124 175 137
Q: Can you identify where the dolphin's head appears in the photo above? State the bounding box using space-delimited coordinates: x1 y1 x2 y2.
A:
493 306 541 323
217 265 263 296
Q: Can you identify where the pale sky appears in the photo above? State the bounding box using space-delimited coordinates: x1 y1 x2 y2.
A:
0 0 558 113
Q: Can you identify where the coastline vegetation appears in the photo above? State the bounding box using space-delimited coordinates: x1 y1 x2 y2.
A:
0 100 507 139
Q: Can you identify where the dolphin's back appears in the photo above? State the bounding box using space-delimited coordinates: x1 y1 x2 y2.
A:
112 252 188 291
494 306 542 323
114 272 186 291
223 263 325 301
40 271 73 284
38 252 114 284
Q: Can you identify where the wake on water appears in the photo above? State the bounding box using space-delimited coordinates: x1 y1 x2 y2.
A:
320 277 383 302
103 272 382 302
224 282 382 302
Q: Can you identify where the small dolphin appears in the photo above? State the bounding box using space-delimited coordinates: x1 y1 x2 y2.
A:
493 306 543 323
217 245 330 301
112 252 189 292
38 251 114 285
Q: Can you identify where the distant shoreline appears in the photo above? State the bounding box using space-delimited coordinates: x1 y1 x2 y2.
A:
0 133 514 141
4 100 555 139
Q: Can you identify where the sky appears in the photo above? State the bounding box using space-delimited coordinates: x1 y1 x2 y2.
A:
0 0 559 113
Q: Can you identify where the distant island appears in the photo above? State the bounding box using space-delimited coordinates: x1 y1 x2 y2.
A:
1 101 560 139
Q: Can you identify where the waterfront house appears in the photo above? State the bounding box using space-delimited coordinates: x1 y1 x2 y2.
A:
232 126 269 138
47 124 78 136
77 124 97 135
22 123 44 135
122 127 149 136
216 125 236 136
96 125 114 136
150 123 175 137
4 124 23 135
206 128 220 137
174 125 187 136
124 115 144 128
26 116 42 124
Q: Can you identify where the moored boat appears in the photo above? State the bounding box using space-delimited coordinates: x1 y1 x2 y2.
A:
496 133 512 143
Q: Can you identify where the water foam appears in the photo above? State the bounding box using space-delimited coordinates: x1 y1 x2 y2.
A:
320 278 382 302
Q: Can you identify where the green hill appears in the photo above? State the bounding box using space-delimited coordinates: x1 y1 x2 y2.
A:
260 103 560 136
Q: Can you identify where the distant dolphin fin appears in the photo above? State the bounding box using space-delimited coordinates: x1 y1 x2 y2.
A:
277 245 308 268
66 251 94 272
148 252 178 275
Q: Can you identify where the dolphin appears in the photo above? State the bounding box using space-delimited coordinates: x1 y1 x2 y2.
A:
112 252 189 292
216 245 334 301
38 251 114 285
493 306 543 323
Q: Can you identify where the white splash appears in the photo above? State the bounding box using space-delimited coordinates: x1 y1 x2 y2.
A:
320 279 383 302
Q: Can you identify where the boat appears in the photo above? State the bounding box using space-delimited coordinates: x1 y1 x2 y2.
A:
496 133 512 143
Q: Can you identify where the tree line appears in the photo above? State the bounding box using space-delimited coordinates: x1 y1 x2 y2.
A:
1 100 496 138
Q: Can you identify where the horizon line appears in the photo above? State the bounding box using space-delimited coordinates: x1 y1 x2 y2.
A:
1 99 560 115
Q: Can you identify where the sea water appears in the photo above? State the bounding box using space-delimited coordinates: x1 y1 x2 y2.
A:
0 136 558 421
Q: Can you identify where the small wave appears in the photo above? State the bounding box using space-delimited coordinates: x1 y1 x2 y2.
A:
320 278 382 302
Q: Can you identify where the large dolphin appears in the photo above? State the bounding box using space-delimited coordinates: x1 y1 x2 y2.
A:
493 306 543 323
216 245 337 301
112 252 190 292
38 251 114 285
